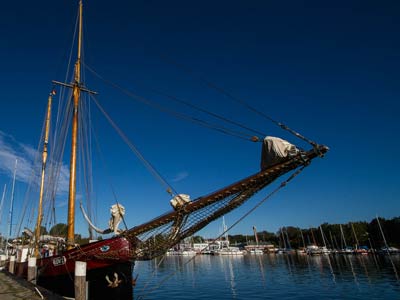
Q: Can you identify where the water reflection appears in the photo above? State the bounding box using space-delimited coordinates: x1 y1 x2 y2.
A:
134 254 400 300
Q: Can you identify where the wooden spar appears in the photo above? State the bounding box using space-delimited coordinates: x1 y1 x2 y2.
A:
34 92 53 257
67 0 83 249
125 144 328 238
3 160 17 254
51 1 96 249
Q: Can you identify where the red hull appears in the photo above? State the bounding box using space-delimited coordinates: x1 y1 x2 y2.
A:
14 236 134 299
37 236 132 277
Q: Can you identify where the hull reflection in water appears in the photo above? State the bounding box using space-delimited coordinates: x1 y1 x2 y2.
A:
134 254 400 299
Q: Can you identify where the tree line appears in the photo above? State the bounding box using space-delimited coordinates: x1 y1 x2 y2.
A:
3 216 398 249
227 216 400 249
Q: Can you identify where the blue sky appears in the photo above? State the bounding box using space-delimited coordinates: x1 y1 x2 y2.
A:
0 0 399 239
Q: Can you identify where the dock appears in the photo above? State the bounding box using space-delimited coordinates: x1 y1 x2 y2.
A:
0 270 63 300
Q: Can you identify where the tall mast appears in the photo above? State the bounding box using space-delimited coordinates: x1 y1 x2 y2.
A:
299 229 306 248
0 184 6 249
376 216 390 252
280 228 287 249
0 184 6 224
8 159 18 237
319 226 327 248
310 228 317 245
34 91 54 257
51 1 96 248
285 228 292 249
253 226 259 246
350 223 359 250
222 216 228 242
67 0 83 249
4 160 17 254
340 224 347 249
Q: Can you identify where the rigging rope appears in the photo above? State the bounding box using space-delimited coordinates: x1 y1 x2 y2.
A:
14 98 49 237
90 94 179 198
157 54 319 147
149 90 267 138
84 64 262 142
86 110 130 232
43 8 80 232
136 164 308 299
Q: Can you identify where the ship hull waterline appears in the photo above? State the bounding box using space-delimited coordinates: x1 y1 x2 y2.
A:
14 236 134 299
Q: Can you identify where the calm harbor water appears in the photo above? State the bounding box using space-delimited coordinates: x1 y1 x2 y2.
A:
133 254 400 300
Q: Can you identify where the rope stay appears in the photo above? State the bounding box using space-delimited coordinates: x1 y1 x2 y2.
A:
156 53 319 147
205 80 319 147
83 103 132 232
84 63 263 142
90 94 178 198
149 89 267 137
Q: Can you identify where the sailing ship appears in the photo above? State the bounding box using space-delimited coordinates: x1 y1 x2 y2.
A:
9 1 328 299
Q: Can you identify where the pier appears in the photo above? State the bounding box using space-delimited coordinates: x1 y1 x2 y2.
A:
0 270 63 300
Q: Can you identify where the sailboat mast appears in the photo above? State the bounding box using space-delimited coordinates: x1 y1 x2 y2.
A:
350 223 359 250
8 159 18 237
299 229 306 248
281 228 287 249
310 228 317 245
376 216 390 251
34 92 53 257
340 224 347 249
222 216 228 242
319 226 327 248
67 0 83 249
253 226 259 246
0 184 6 224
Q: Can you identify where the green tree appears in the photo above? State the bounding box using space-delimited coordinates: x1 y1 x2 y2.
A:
49 223 68 236
39 226 48 235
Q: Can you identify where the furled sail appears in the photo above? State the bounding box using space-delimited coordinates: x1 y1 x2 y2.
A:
261 136 299 170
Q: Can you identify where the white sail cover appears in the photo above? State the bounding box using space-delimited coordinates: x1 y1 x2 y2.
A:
260 136 299 170
170 194 191 210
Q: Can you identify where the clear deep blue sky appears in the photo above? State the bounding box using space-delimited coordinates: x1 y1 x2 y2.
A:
0 0 399 238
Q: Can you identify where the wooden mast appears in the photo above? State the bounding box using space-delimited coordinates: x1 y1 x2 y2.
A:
51 1 96 249
67 0 83 249
34 91 54 257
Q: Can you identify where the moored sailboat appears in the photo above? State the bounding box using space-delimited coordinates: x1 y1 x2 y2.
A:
10 1 328 299
213 217 246 255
